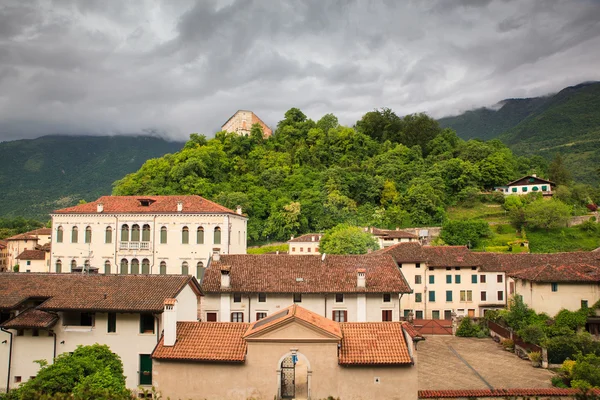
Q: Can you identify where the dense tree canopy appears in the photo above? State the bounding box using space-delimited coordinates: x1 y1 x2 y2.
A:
113 108 542 242
319 224 379 255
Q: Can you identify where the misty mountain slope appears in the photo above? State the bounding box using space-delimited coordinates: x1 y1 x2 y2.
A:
0 135 184 219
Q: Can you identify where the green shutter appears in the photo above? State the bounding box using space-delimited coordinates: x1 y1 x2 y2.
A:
455 275 461 284
446 291 453 301
446 275 452 284
532 186 539 191
522 187 527 192
471 275 477 283
542 185 548 191
415 293 422 303
429 275 435 284
139 355 152 385
429 291 435 302
512 187 517 192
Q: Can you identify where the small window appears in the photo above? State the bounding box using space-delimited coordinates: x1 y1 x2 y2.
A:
108 313 117 333
444 310 452 320
415 275 422 284
471 275 477 284
300 247 303 252
140 314 154 334
182 226 189 244
233 293 242 303
307 248 311 253
57 226 63 243
26 260 31 266
429 275 435 284
415 293 422 303
160 227 167 244
335 293 344 303
428 266 434 271
455 275 461 284
432 310 440 320
206 312 217 322
71 259 77 272
56 260 62 273
214 227 221 245
131 258 139 274
256 312 267 320
14 376 21 383
481 291 487 301
85 226 92 243
16 329 24 336
471 267 477 270
63 312 94 326
333 310 347 322
446 267 451 271
196 262 204 279
142 225 151 241
159 261 167 275
415 263 421 268
429 291 435 302
415 310 423 319
498 291 504 301
105 227 113 244
454 267 460 271
542 185 548 191
581 300 588 309
231 312 244 322
71 226 78 243
382 310 392 321
551 283 558 292
383 293 391 303
258 293 266 303
293 293 302 303
32 329 39 337
131 224 140 242
142 259 150 274
480 275 486 283
446 275 452 284
497 274 503 283
197 227 204 244
121 224 129 242
532 186 539 191
512 187 517 193
446 291 453 302
181 261 189 275
522 187 528 192
292 247 296 252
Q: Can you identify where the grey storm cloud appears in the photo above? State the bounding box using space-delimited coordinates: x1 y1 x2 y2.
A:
0 0 599 142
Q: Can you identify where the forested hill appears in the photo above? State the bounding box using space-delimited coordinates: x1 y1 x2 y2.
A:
439 82 600 184
113 109 546 242
0 135 184 219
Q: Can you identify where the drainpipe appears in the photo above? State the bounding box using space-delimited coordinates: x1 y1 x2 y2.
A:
248 294 251 323
48 329 58 360
399 293 403 321
324 295 327 318
1 327 12 393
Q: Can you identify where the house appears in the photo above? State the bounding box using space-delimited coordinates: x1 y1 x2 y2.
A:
152 304 420 400
377 243 508 319
50 195 247 277
15 245 50 273
287 233 322 255
0 273 201 393
496 174 555 196
5 228 52 270
371 227 420 248
200 253 412 323
221 110 273 137
0 241 7 272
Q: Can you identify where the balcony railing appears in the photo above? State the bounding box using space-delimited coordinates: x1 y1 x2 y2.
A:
120 241 151 250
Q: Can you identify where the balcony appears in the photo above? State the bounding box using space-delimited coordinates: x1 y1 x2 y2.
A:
120 241 151 251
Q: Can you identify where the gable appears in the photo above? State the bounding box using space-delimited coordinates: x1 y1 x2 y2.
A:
245 318 341 342
508 176 554 187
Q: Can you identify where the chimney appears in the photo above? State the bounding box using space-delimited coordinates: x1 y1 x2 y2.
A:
236 205 242 215
97 203 104 213
396 227 399 231
177 201 183 212
357 268 366 288
213 249 220 262
311 236 315 242
220 266 231 289
532 174 537 178
291 235 294 240
163 298 177 347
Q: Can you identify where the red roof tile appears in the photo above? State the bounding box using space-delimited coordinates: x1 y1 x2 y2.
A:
203 254 411 294
419 388 600 399
372 228 418 239
422 246 479 267
401 322 424 339
6 228 51 241
377 242 427 262
244 304 342 338
509 263 600 283
152 322 249 362
16 250 46 261
53 195 240 215
1 308 58 329
339 322 412 365
288 234 322 243
0 273 200 312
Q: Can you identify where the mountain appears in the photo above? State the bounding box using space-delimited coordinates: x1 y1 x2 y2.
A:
0 135 184 220
439 82 600 184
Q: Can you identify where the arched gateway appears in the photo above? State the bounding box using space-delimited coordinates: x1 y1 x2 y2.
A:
277 351 311 400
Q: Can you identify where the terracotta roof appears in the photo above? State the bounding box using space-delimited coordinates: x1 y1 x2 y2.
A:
372 228 418 239
153 322 248 362
202 254 411 294
402 322 424 340
0 273 201 312
479 252 600 273
419 388 600 399
244 304 342 338
338 322 412 365
0 240 7 249
423 246 479 267
16 250 46 261
376 242 427 262
1 308 58 329
6 228 51 241
52 195 241 216
288 234 322 243
509 263 600 283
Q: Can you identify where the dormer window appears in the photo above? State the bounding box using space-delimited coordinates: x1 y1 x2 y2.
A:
138 199 155 207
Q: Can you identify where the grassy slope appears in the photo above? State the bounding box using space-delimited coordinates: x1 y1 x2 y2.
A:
0 135 184 220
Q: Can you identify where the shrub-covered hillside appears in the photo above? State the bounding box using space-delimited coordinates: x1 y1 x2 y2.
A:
113 109 546 242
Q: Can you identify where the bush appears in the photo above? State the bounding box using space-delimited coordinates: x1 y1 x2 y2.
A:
518 324 546 345
501 338 514 350
456 317 485 337
528 351 542 363
572 353 600 388
546 332 600 364
555 309 588 331
440 219 491 248
551 376 569 388
579 219 598 233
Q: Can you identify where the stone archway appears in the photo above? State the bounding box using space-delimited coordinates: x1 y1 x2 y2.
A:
277 351 311 400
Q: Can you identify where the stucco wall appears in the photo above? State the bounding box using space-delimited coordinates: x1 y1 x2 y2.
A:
514 280 600 316
0 329 10 392
18 258 48 273
289 241 320 255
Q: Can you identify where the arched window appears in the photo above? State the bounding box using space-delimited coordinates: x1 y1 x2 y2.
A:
131 224 140 242
142 258 150 274
159 261 167 275
121 224 129 242
182 226 189 244
104 260 111 274
56 259 62 273
120 258 128 275
105 227 112 244
160 227 167 244
57 226 63 243
196 261 204 279
142 225 151 242
131 258 140 274
71 259 77 272
181 261 189 275
84 260 91 271
85 226 92 243
71 226 78 243
197 227 204 244
214 227 221 245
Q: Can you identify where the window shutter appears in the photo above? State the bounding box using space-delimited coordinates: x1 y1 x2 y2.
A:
343 310 347 322
332 311 335 320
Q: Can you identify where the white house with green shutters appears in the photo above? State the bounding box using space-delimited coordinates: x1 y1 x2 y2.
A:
496 174 555 196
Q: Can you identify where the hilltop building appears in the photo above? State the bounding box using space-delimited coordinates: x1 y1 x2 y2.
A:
152 304 420 400
287 233 322 254
371 227 420 248
495 174 555 196
0 273 201 393
50 195 247 277
221 110 273 137
4 228 51 270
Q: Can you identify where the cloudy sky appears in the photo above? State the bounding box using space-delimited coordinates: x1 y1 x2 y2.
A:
1 0 599 142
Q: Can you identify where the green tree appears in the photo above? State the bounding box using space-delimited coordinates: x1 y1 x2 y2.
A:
439 220 491 248
549 153 572 186
572 353 600 388
319 224 379 254
523 198 572 230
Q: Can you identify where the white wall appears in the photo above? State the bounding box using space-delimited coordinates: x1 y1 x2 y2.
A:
0 329 10 392
514 280 600 316
504 183 552 195
288 241 320 255
18 258 47 273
